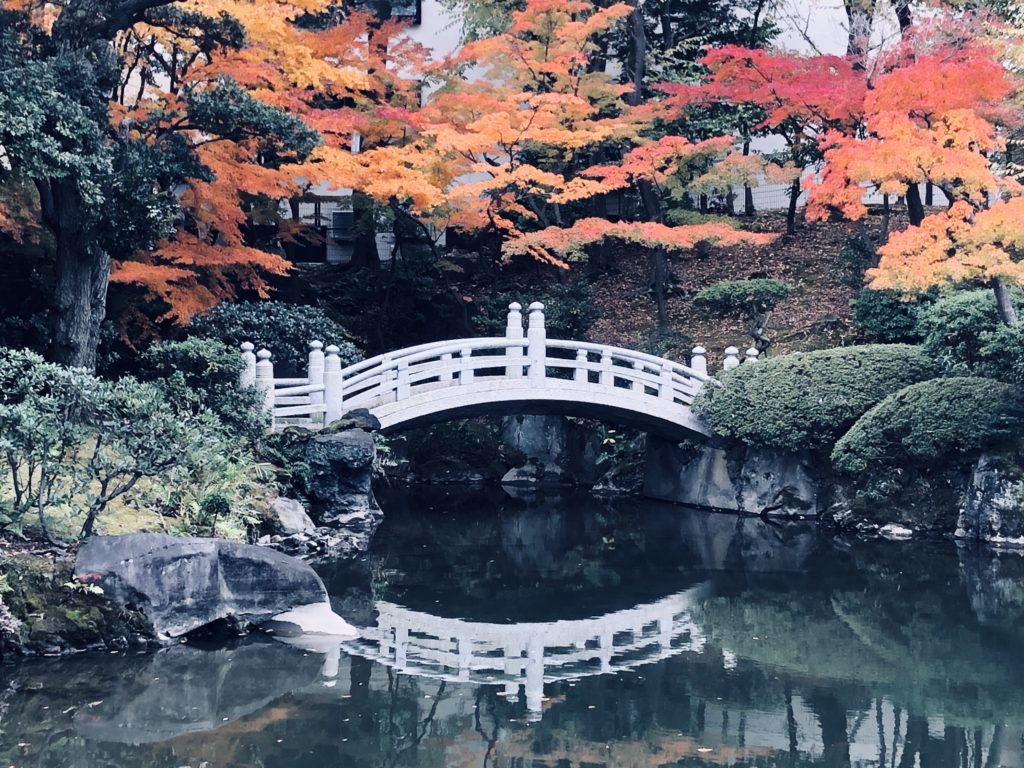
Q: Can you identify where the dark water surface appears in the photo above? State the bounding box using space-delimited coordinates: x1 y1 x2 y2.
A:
3 487 1024 767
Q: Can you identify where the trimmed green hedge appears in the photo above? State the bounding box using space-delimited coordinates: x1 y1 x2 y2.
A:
831 377 1023 474
918 290 1010 374
693 344 939 451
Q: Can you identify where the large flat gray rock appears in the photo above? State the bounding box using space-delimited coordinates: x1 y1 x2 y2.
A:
75 534 342 639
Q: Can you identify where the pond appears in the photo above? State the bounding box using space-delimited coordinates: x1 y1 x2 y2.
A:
2 487 1023 767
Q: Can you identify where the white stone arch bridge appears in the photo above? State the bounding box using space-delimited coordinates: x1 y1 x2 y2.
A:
241 302 755 440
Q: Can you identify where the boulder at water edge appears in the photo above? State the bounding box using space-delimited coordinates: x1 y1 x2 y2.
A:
75 533 357 640
305 428 379 522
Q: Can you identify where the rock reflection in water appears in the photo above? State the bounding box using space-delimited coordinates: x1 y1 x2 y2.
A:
0 490 1021 768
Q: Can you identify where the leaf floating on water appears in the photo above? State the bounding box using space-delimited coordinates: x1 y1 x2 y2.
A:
698 747 714 753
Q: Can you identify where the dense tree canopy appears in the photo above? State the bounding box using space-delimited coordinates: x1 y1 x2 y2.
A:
0 0 432 364
3 0 1024 369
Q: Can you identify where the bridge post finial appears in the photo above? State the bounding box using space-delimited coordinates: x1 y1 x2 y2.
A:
723 346 740 371
240 342 257 388
690 346 708 378
324 345 343 425
254 349 276 430
505 302 524 378
308 341 326 426
527 302 546 386
745 347 760 363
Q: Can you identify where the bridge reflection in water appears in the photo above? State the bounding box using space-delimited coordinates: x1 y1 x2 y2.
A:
316 585 718 717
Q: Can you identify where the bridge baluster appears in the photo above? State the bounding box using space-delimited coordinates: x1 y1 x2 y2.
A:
598 349 613 387
630 360 642 392
659 361 674 401
506 302 524 378
460 347 474 385
440 352 454 383
323 345 343 424
255 349 276 430
723 346 740 370
574 349 588 383
690 346 708 378
527 302 546 386
308 341 325 425
240 342 256 388
396 359 410 400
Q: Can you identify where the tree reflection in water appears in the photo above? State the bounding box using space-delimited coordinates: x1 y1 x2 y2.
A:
1 488 1022 768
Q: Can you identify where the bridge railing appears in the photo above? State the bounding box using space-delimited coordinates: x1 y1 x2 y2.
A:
240 302 759 431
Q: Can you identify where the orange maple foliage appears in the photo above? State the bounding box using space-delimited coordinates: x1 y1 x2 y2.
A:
659 45 865 234
94 1 437 324
807 44 1021 222
413 0 639 239
3 0 784 327
407 0 777 265
869 199 1024 292
504 218 777 264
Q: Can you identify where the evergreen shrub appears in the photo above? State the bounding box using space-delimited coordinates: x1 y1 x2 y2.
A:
851 289 925 343
831 377 1024 474
917 290 1013 374
188 301 360 374
140 337 267 439
693 344 939 451
979 323 1024 387
692 278 791 311
473 280 600 340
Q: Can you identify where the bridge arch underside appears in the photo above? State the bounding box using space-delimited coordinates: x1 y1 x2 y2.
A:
367 381 710 442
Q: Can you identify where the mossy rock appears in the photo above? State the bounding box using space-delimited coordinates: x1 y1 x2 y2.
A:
0 554 154 660
323 409 381 433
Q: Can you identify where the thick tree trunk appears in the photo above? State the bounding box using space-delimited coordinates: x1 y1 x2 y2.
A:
626 0 646 107
880 194 891 244
844 0 874 57
993 278 1019 326
38 179 109 369
637 178 669 327
50 245 110 369
905 183 925 226
742 140 755 216
786 178 801 236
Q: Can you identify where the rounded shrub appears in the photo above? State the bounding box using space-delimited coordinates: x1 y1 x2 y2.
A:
693 344 940 451
188 301 361 374
918 290 1020 374
140 337 266 439
979 323 1024 387
851 289 925 343
692 278 791 311
831 377 1024 474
